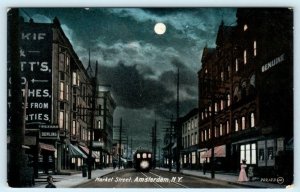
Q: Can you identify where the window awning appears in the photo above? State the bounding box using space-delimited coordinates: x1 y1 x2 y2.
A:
68 144 87 159
39 142 56 152
201 145 226 158
79 145 98 158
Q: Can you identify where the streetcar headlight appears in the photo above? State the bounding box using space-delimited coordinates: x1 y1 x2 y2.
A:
142 153 147 158
148 154 152 158
140 160 149 169
137 153 140 159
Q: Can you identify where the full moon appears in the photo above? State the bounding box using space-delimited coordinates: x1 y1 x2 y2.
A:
154 23 166 35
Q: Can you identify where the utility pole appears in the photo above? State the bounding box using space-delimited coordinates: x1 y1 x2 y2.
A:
88 61 98 179
8 8 25 187
169 115 173 171
118 118 122 169
176 67 181 173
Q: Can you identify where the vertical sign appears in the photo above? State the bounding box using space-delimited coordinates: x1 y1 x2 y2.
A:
8 22 53 127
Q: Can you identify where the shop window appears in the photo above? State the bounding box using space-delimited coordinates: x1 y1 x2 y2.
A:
268 147 274 160
244 50 247 64
259 149 264 160
240 145 245 163
192 152 196 164
251 144 257 164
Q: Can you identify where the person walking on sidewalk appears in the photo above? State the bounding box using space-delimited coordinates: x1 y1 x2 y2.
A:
45 175 56 188
238 160 249 182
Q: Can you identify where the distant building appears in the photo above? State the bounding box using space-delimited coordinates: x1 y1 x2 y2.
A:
198 8 293 181
180 108 200 169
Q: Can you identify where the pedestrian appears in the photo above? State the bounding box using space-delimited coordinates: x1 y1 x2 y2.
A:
203 160 207 175
45 175 56 188
238 160 249 182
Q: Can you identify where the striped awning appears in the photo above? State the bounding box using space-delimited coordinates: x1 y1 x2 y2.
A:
39 142 56 152
201 145 226 158
68 144 87 158
79 145 99 158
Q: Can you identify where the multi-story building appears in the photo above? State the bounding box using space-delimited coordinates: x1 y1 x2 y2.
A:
198 8 293 181
7 16 111 176
180 108 200 169
94 90 116 167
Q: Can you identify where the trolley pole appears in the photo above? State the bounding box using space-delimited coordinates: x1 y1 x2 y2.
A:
118 118 122 169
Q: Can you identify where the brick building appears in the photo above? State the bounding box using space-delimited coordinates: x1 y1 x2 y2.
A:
198 8 293 181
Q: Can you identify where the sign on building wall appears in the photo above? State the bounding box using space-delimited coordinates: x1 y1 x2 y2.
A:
8 23 53 127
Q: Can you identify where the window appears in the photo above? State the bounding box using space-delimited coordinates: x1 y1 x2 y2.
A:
242 116 246 130
195 132 198 144
59 53 65 71
191 134 194 145
250 112 255 127
235 58 239 72
188 135 190 146
66 84 69 101
72 120 76 135
201 131 204 142
192 152 196 164
244 50 247 64
66 55 70 71
268 147 274 160
221 71 224 81
204 130 207 141
72 72 77 85
97 120 101 129
214 126 217 138
227 94 231 106
259 149 264 160
226 121 230 134
208 106 211 116
205 69 208 74
208 129 211 139
240 143 257 164
235 119 239 131
60 82 64 100
220 100 224 110
215 102 218 113
201 112 204 120
253 41 257 56
244 24 248 31
65 112 69 130
59 111 64 129
251 144 257 164
220 124 223 136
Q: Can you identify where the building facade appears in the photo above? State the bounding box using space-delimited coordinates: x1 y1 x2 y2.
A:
180 108 200 169
198 8 293 181
7 17 114 177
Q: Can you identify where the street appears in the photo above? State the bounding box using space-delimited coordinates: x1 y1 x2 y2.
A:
76 168 245 188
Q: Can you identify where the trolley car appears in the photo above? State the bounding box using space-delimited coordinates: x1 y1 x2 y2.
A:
133 149 152 172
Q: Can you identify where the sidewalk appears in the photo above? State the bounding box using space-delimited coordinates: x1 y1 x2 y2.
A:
157 167 287 188
34 167 116 188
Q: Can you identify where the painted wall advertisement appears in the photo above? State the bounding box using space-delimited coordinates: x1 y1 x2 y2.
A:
8 23 53 127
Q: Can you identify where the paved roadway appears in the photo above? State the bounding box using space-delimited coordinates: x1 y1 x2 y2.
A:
76 168 246 188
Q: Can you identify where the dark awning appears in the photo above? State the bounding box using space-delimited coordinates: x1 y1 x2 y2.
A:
39 142 56 152
68 144 87 158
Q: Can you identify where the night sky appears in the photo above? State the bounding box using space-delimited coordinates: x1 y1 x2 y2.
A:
20 8 237 150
